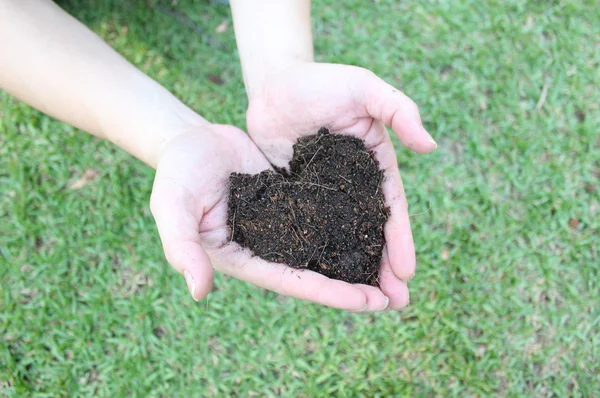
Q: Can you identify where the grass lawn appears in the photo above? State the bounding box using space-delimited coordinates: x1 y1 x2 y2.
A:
1 0 598 396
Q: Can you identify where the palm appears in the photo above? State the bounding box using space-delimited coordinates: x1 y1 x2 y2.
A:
247 63 436 310
151 125 268 264
150 124 388 311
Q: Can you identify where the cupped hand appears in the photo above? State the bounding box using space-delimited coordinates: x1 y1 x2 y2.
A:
246 63 437 310
150 124 389 311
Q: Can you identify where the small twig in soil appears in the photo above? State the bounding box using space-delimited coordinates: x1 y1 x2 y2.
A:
313 133 325 145
229 205 237 243
288 199 297 222
307 245 320 263
375 174 384 196
339 175 353 184
238 197 253 206
270 181 338 191
255 173 261 188
290 225 304 247
317 242 328 264
365 269 379 283
285 250 299 263
314 170 322 199
297 182 337 191
303 146 322 172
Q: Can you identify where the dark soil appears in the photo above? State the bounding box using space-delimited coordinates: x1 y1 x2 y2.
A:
227 128 388 285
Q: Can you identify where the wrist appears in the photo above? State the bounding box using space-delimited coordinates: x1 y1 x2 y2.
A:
230 0 314 101
147 99 210 169
99 71 210 168
244 58 314 101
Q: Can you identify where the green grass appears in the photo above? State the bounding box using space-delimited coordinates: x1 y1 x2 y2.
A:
1 0 599 396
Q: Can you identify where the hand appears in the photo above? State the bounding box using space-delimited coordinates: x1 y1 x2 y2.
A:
150 124 388 311
246 63 437 310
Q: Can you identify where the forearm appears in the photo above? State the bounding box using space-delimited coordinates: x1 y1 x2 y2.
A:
230 0 313 99
0 0 207 167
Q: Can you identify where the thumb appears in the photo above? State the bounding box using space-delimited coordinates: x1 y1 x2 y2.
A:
165 240 214 302
150 183 214 302
362 72 437 154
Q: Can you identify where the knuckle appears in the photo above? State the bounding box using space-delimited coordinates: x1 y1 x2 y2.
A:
407 98 420 114
359 66 377 79
163 244 184 271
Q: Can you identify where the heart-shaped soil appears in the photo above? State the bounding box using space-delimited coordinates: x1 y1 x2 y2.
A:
227 128 388 285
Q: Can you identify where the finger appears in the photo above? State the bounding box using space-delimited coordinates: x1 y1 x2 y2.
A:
362 72 437 154
213 246 368 311
169 240 214 301
150 180 214 301
352 284 389 312
382 166 416 280
365 123 417 281
383 173 417 281
379 251 411 310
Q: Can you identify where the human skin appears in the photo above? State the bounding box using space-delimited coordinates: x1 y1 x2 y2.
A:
1 0 404 311
230 0 438 310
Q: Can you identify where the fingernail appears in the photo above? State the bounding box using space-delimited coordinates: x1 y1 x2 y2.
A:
380 296 390 311
381 296 390 311
427 136 438 149
184 269 198 301
359 302 369 312
397 298 410 311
